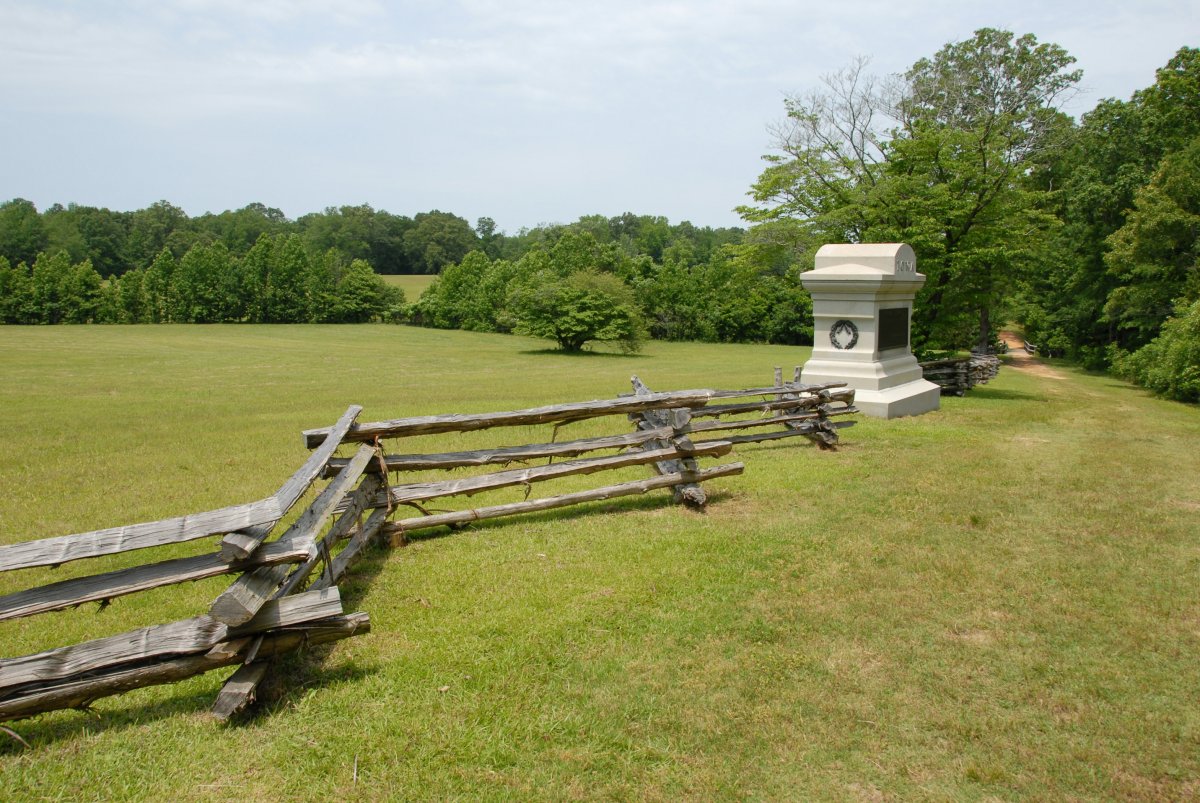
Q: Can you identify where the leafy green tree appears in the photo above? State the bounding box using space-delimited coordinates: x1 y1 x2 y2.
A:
475 217 502 259
1103 137 1200 348
333 259 395 322
194 203 288 256
298 204 413 274
42 204 90 265
1017 97 1149 365
174 242 238 322
114 268 151 323
1112 296 1200 402
240 234 274 323
0 256 36 323
546 230 629 277
509 269 646 353
62 258 103 323
29 250 72 324
73 205 131 277
634 258 715 342
0 199 49 267
367 210 418 274
38 204 130 277
633 216 671 261
742 29 1080 351
403 210 479 274
27 251 103 324
126 201 191 270
95 279 121 324
305 249 341 323
635 244 813 345
143 247 179 322
1140 47 1200 156
241 232 318 323
412 250 512 331
264 235 311 322
899 30 1080 349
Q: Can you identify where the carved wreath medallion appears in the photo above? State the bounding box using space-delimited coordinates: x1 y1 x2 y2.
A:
829 319 859 350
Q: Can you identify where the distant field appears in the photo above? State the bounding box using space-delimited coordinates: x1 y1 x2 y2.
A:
1 324 1198 800
380 273 436 299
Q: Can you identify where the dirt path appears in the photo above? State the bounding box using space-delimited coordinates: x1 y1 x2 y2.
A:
999 330 1063 379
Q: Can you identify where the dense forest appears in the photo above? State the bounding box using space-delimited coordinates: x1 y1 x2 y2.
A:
1 31 1196 399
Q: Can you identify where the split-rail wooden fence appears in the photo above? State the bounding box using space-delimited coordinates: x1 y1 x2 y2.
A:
920 353 1001 396
0 371 855 727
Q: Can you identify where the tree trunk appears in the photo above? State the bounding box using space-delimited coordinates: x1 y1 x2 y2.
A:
977 305 991 353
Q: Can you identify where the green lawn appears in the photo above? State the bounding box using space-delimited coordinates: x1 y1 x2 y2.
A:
380 273 436 299
1 324 1198 800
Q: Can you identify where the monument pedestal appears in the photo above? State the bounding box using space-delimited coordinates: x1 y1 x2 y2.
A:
800 243 940 420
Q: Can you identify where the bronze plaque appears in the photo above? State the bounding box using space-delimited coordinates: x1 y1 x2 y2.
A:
877 307 908 351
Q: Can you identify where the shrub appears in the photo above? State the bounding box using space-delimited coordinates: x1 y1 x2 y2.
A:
1111 295 1200 402
508 269 647 353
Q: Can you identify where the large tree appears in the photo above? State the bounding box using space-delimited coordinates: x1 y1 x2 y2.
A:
126 201 192 270
509 269 646 353
741 29 1081 351
1103 137 1200 347
402 210 479 274
0 199 49 267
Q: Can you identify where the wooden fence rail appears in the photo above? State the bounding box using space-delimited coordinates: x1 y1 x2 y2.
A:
0 406 363 575
920 354 1001 396
0 406 377 724
0 371 856 728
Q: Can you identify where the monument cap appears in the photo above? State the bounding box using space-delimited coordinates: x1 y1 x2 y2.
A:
813 243 917 276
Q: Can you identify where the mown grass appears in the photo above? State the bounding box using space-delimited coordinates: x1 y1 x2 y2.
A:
380 273 436 300
1 324 1198 800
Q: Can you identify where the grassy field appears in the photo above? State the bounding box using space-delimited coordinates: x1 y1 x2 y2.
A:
1 324 1198 800
380 273 437 300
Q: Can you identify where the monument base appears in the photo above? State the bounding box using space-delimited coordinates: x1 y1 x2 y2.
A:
849 380 941 419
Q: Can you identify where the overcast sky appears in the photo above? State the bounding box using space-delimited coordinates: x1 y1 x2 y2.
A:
0 1 1194 232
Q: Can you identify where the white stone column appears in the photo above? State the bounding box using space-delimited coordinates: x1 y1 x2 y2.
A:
800 243 940 419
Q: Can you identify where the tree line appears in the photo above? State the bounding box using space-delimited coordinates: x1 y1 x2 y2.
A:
0 201 481 278
0 236 404 325
410 222 809 351
0 200 772 343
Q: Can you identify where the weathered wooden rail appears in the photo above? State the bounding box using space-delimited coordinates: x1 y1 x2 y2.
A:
920 354 1001 396
0 371 855 729
0 409 380 724
341 370 854 546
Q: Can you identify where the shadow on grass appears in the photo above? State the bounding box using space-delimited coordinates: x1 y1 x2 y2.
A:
0 545 398 749
227 540 397 726
0 484 735 750
242 488 735 719
402 488 728 545
966 387 1046 402
1100 381 1160 398
518 347 640 359
0 684 219 754
237 656 378 725
0 647 381 751
731 439 843 456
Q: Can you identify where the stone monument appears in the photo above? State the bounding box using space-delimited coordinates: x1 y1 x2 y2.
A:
799 243 940 419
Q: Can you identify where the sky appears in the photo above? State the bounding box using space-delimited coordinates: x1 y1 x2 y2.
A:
0 1 1194 233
